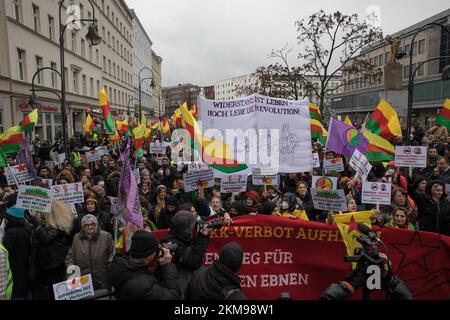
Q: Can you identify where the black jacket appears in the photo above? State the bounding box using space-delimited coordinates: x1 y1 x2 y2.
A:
107 255 181 300
411 191 450 235
35 226 71 270
2 218 32 297
157 208 177 230
185 260 247 300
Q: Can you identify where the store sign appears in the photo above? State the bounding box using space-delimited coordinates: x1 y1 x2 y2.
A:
16 100 59 113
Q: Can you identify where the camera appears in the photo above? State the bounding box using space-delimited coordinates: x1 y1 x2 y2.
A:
344 235 385 273
198 218 224 230
158 242 178 257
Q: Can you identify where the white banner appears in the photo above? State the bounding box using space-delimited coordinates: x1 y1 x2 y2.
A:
252 168 279 186
362 182 392 205
16 185 53 213
5 164 33 185
51 182 84 204
53 274 95 301
323 157 344 174
96 146 109 157
149 141 166 154
220 174 248 193
312 153 321 168
395 146 427 168
310 188 347 212
311 176 338 190
183 168 215 192
85 150 101 162
349 149 372 181
198 94 312 173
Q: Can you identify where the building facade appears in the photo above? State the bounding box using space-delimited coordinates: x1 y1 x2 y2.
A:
162 83 200 116
201 85 215 100
331 9 450 126
151 49 164 117
0 0 135 140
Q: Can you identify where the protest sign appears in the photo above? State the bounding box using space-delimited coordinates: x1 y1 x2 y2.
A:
149 141 166 154
362 182 392 205
16 185 53 213
51 153 67 165
53 274 95 301
312 153 320 168
187 162 209 172
96 146 109 156
183 168 215 192
323 157 344 174
109 196 118 215
311 176 338 190
220 174 248 193
133 169 141 185
5 164 33 185
41 179 53 187
252 168 279 186
310 188 347 212
395 146 427 168
51 182 84 204
349 149 372 181
85 150 101 162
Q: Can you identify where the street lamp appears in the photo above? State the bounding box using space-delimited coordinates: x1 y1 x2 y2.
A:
406 22 450 145
59 0 101 156
28 67 63 118
138 67 155 122
127 97 139 117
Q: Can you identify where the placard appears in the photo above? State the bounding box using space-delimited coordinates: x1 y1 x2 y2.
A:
362 182 392 205
109 196 118 215
133 169 141 185
183 168 215 192
16 185 53 213
149 141 166 154
41 179 53 187
5 164 34 185
310 188 347 212
252 168 279 186
85 150 101 162
187 162 209 172
323 157 344 174
349 149 372 181
395 146 427 168
311 176 338 190
53 274 95 301
220 174 248 193
96 146 109 157
312 153 321 168
51 152 67 165
51 182 84 204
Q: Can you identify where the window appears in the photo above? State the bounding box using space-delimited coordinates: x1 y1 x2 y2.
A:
412 41 418 56
405 44 411 56
418 39 426 54
385 52 390 64
71 32 77 52
88 44 93 61
80 3 84 20
17 49 26 81
378 54 384 66
90 77 94 96
102 26 106 39
35 56 43 84
113 62 116 78
72 70 79 93
417 63 425 77
81 39 85 58
108 60 111 75
82 75 87 95
32 4 40 32
103 56 106 70
13 0 22 23
107 32 110 45
64 67 68 89
51 62 58 88
95 49 99 64
404 65 410 79
48 15 55 41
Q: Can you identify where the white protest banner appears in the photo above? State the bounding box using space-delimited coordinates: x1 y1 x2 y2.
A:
252 168 279 186
5 164 33 185
51 182 84 205
349 149 372 181
183 168 215 192
149 141 166 154
220 174 248 193
311 176 338 190
53 274 95 301
310 188 347 212
323 157 344 174
41 179 53 187
133 169 141 185
16 185 53 213
362 182 392 205
85 149 101 162
96 146 109 157
199 94 312 174
312 153 321 168
395 146 427 168
188 162 209 172
109 196 118 215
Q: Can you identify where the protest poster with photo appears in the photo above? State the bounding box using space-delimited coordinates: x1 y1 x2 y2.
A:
16 185 53 213
252 168 279 186
323 157 344 174
149 141 166 154
187 162 209 172
362 182 392 205
349 149 372 181
85 150 101 162
96 146 109 157
53 274 95 301
312 153 321 168
109 196 119 215
41 179 54 187
51 182 84 205
51 152 67 165
395 146 427 168
310 188 347 212
183 168 215 192
220 174 248 193
5 164 33 185
311 176 338 190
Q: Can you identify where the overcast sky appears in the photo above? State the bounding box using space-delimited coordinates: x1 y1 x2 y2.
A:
126 0 449 87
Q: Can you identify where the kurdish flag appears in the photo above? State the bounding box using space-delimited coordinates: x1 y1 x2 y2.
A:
180 102 248 175
309 102 321 121
189 104 198 119
310 119 327 145
0 125 24 154
362 129 395 162
83 113 95 135
133 122 146 152
172 108 182 128
162 117 171 137
344 116 353 127
20 109 38 133
366 99 402 141
98 87 115 134
436 98 450 130
325 118 368 157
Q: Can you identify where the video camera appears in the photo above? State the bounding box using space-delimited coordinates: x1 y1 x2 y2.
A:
198 218 224 230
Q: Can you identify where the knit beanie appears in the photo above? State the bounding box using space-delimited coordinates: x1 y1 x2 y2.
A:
129 230 160 258
219 242 244 273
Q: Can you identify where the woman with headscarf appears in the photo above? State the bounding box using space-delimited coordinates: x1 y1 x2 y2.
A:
385 207 416 230
391 187 418 226
156 195 179 230
79 197 112 234
65 214 114 290
150 185 167 224
275 192 309 220
242 191 263 215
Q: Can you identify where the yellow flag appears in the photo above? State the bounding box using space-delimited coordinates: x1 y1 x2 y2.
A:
344 116 353 127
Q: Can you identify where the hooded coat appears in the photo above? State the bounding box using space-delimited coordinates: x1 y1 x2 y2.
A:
78 201 112 234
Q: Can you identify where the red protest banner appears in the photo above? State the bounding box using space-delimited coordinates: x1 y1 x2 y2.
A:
154 215 450 300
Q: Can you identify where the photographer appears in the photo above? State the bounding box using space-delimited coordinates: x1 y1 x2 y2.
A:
161 210 212 297
107 230 181 300
319 252 413 300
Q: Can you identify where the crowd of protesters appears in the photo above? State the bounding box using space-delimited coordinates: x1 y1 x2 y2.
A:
0 120 449 300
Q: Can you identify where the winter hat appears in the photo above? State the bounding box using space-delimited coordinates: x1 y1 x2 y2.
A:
244 191 260 203
219 242 244 273
165 196 178 207
129 230 160 258
262 201 277 215
156 185 167 193
6 205 25 219
92 185 106 199
81 214 98 227
86 197 98 206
